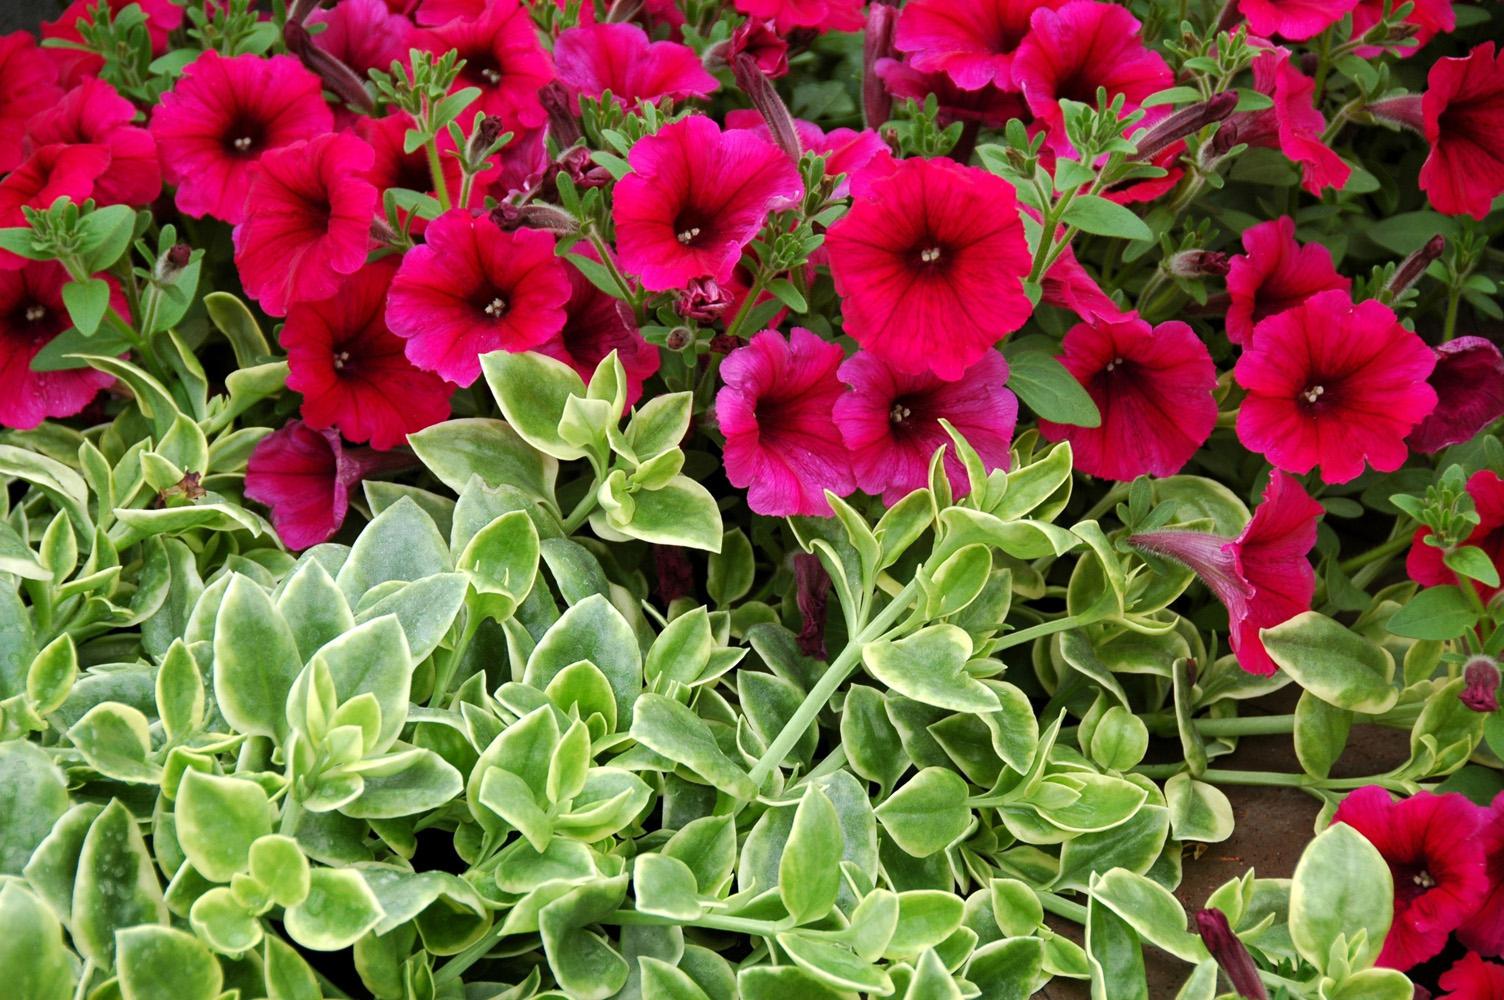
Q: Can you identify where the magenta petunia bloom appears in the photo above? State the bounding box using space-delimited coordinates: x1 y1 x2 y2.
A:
715 328 855 518
231 133 379 318
1041 240 1134 324
1224 216 1350 347
876 57 1030 127
282 259 452 452
1237 0 1360 40
613 115 803 292
0 261 120 430
1441 953 1504 1000
554 22 717 108
1408 470 1504 603
826 156 1032 381
729 19 789 78
535 255 660 409
0 32 63 174
1409 338 1504 454
1331 787 1488 971
1421 43 1504 220
1223 48 1350 197
245 421 407 551
1458 791 1504 958
1037 316 1216 481
386 210 570 387
895 0 1066 91
1012 1 1173 152
25 78 161 208
149 52 333 224
1351 0 1454 57
1235 290 1437 484
0 143 111 270
732 0 864 32
306 0 413 77
413 1 553 129
1132 470 1321 676
834 349 1016 505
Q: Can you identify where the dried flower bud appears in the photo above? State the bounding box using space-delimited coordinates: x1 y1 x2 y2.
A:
733 54 802 164
708 333 745 355
472 115 506 154
1388 235 1446 298
156 242 192 281
664 327 693 351
1195 909 1268 1000
863 2 900 128
541 82 583 147
795 553 832 659
1462 656 1501 714
1168 249 1232 278
1136 91 1239 161
678 277 733 321
550 145 612 191
1409 337 1504 454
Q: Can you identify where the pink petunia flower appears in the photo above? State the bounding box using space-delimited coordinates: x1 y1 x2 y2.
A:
412 1 553 129
724 109 888 197
1419 43 1504 221
729 19 790 79
1407 470 1504 603
0 32 63 174
149 52 333 223
732 0 864 32
385 209 570 387
1441 953 1504 1000
1408 337 1504 454
1236 0 1360 41
1219 48 1350 197
1038 316 1218 481
282 259 452 451
895 0 1067 92
1331 787 1488 971
0 261 120 429
306 0 414 77
1012 1 1173 153
1132 470 1321 676
244 421 408 551
0 144 111 270
834 349 1016 505
1458 791 1504 958
1350 0 1454 57
1236 291 1436 484
534 248 659 408
1224 216 1350 347
231 133 379 318
554 22 717 109
715 328 855 517
875 57 1030 127
25 78 161 208
613 115 803 292
1041 240 1135 324
826 156 1032 381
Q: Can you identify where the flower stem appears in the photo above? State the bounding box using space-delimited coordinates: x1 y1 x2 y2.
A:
426 140 451 211
1338 532 1411 575
1039 893 1088 925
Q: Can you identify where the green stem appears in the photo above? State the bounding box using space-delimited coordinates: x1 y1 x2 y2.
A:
990 613 1095 654
1131 765 1407 792
279 792 304 837
587 232 640 312
1039 893 1088 925
425 140 451 211
429 610 483 708
603 909 792 936
1339 532 1411 575
1139 713 1298 738
723 272 767 342
746 578 921 788
1443 282 1463 342
561 485 600 535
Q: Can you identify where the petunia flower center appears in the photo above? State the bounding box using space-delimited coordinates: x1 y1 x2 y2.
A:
484 296 508 318
1301 384 1325 404
24 305 46 323
919 246 943 264
332 350 350 371
222 116 267 158
1105 356 1126 372
677 226 703 245
1414 870 1436 889
890 402 913 424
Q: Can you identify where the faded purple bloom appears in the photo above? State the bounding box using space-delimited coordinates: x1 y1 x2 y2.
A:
678 277 733 322
1408 336 1504 454
795 553 832 659
1195 909 1268 1000
1463 657 1501 714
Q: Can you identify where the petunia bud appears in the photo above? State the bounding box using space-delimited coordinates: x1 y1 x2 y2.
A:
863 1 900 128
489 202 577 234
1368 94 1425 133
795 553 832 659
1462 656 1501 714
282 18 374 113
469 115 507 157
550 145 611 190
1388 235 1446 298
1168 249 1232 278
1195 910 1268 1000
155 242 192 282
677 277 732 321
1408 337 1504 454
734 54 802 164
664 327 693 351
541 82 584 148
1135 91 1239 161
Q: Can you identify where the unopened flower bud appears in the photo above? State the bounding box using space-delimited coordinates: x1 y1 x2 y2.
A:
1388 235 1445 298
541 82 583 148
664 327 693 351
282 17 374 113
156 242 192 281
1195 910 1268 1000
1136 91 1239 161
733 54 802 164
1462 656 1501 714
678 277 732 322
795 553 832 659
863 1 900 128
471 115 506 155
490 202 577 234
1168 249 1232 278
1368 94 1425 133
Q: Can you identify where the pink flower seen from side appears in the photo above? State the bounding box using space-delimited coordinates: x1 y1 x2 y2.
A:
1224 216 1350 347
894 0 1067 92
554 22 718 109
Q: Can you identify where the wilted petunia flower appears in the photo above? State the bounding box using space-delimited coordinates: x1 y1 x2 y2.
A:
1408 337 1504 454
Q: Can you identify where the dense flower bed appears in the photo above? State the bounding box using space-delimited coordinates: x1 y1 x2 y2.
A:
0 0 1501 998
